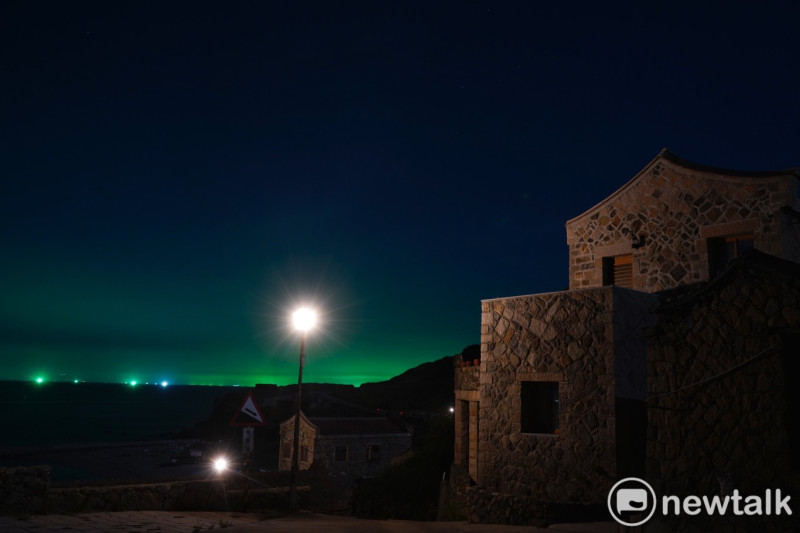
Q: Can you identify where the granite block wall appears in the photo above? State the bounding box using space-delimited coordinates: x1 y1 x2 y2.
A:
646 255 800 501
477 286 655 505
278 415 316 471
313 433 412 481
566 151 799 292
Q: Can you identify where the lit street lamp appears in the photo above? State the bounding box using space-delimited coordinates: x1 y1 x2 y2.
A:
289 307 316 512
213 456 229 474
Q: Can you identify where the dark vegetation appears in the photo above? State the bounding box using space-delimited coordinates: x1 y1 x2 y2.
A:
351 414 454 520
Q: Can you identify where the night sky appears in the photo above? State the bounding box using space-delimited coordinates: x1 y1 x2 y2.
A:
2 2 798 386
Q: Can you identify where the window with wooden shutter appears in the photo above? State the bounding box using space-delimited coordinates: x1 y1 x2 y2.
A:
602 254 633 288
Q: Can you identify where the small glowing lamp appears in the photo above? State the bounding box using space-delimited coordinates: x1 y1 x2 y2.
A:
161 381 168 388
292 307 317 332
35 377 44 384
130 380 137 387
213 457 229 473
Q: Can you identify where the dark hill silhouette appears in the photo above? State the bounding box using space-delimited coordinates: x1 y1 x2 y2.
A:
357 356 456 412
185 346 478 443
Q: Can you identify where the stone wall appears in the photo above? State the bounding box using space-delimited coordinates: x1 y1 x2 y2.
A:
278 414 316 471
280 414 411 485
613 288 659 400
313 433 412 482
566 150 799 292
454 365 479 392
48 479 236 513
647 252 800 509
0 466 310 516
781 204 800 263
463 486 605 526
0 466 50 515
478 286 655 504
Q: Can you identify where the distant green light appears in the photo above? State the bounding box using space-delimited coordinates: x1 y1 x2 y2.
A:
161 381 168 388
130 380 138 387
74 379 79 384
35 377 44 384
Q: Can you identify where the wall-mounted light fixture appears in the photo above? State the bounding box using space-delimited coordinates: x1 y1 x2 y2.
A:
621 227 646 249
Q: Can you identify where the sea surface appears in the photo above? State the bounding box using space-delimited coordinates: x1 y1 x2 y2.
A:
0 380 233 449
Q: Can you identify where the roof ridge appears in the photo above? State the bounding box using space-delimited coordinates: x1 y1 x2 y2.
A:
566 150 799 227
661 149 799 177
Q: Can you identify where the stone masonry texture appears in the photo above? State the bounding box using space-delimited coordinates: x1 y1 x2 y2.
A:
566 150 800 292
477 286 655 506
459 150 800 528
645 252 800 532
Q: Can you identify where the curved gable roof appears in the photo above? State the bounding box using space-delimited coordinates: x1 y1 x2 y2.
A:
566 148 799 227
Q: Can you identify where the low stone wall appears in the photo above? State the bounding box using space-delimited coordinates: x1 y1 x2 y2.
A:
47 481 296 514
0 466 50 515
454 365 479 391
0 465 312 516
464 486 605 526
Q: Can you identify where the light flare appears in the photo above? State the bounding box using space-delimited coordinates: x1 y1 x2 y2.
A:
292 307 317 332
213 456 229 473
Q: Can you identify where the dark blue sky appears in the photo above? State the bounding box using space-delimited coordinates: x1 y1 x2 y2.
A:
2 1 798 385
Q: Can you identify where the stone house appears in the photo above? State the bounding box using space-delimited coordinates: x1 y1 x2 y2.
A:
567 148 800 291
454 149 800 525
279 412 412 484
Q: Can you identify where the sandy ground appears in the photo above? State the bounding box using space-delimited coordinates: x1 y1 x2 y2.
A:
0 511 618 533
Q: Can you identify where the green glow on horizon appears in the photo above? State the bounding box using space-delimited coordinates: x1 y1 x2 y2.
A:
9 336 463 388
12 357 440 387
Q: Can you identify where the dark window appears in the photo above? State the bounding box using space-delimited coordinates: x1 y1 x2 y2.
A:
521 381 559 434
334 445 348 463
708 235 754 277
602 254 633 288
300 446 309 462
367 445 381 462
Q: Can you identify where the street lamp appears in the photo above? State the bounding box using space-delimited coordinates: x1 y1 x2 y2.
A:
213 456 229 474
289 307 316 512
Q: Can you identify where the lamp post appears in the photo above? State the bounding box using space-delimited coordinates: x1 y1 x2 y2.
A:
289 307 316 512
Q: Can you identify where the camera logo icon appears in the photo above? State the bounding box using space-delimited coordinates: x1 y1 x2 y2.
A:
608 477 657 526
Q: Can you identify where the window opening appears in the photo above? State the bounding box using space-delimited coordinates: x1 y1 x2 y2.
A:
521 381 559 434
334 445 348 463
709 234 754 276
367 445 381 462
603 254 633 288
